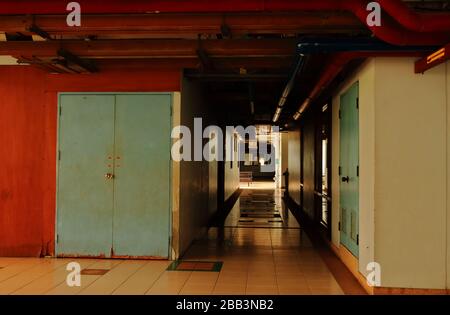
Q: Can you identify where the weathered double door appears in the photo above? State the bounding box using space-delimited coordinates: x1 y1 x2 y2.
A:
57 93 171 258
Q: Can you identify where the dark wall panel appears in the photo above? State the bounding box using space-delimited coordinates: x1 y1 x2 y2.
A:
302 119 315 219
288 130 301 205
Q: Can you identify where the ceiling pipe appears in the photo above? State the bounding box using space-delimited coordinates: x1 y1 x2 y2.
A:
377 0 450 33
248 83 255 115
1 0 450 45
334 1 450 46
273 37 435 123
272 53 306 123
294 37 438 54
292 50 427 121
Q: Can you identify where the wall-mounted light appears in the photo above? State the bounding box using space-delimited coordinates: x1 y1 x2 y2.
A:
427 47 445 64
415 44 449 73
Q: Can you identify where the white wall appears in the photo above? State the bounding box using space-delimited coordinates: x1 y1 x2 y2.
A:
373 58 447 289
447 61 450 289
171 92 181 260
332 57 450 290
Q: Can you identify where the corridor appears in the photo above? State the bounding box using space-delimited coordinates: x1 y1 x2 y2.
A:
2 1 450 298
0 186 347 295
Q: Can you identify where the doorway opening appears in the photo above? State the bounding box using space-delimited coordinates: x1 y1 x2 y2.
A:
314 102 332 239
239 125 280 190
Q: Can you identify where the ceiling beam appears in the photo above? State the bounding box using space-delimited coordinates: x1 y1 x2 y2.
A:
0 0 438 15
57 48 99 73
0 12 364 37
207 93 276 102
12 57 293 72
27 24 52 40
0 39 297 59
185 73 288 81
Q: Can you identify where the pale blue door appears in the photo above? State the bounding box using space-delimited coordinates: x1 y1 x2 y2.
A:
57 93 171 259
339 82 359 257
113 94 171 258
57 95 115 257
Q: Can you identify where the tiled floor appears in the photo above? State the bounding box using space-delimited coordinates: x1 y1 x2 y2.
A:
0 183 346 295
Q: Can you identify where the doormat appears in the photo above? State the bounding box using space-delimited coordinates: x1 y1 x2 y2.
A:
167 261 223 272
80 269 110 276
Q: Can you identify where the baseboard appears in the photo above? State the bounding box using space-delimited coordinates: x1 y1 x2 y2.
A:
328 242 374 295
373 287 448 295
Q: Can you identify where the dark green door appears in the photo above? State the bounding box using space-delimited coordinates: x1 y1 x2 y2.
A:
339 82 359 257
57 93 172 259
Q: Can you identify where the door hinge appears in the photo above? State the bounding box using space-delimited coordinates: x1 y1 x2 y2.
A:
58 150 61 161
356 234 359 245
338 221 341 231
356 97 359 109
59 106 62 116
357 165 359 177
338 109 341 119
56 234 59 243
338 166 342 176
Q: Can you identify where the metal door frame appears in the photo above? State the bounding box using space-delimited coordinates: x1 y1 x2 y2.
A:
339 81 360 257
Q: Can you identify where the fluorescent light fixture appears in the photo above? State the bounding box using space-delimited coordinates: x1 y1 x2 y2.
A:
427 48 446 64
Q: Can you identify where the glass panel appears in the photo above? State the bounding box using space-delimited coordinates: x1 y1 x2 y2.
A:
321 197 328 225
322 139 328 195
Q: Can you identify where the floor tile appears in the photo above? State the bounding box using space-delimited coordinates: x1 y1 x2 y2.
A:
0 185 358 295
113 261 169 295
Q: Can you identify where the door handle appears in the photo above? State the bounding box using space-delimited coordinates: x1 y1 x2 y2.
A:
341 176 349 183
105 173 114 180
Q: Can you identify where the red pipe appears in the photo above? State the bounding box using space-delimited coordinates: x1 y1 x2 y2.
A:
0 0 449 45
340 2 450 46
293 51 424 119
378 0 450 33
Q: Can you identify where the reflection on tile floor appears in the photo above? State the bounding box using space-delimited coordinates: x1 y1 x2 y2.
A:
0 184 344 295
229 187 300 228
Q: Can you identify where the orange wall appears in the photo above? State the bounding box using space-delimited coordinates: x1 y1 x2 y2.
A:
0 65 181 257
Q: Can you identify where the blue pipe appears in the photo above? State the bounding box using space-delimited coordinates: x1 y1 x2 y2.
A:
272 38 436 123
296 37 438 54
